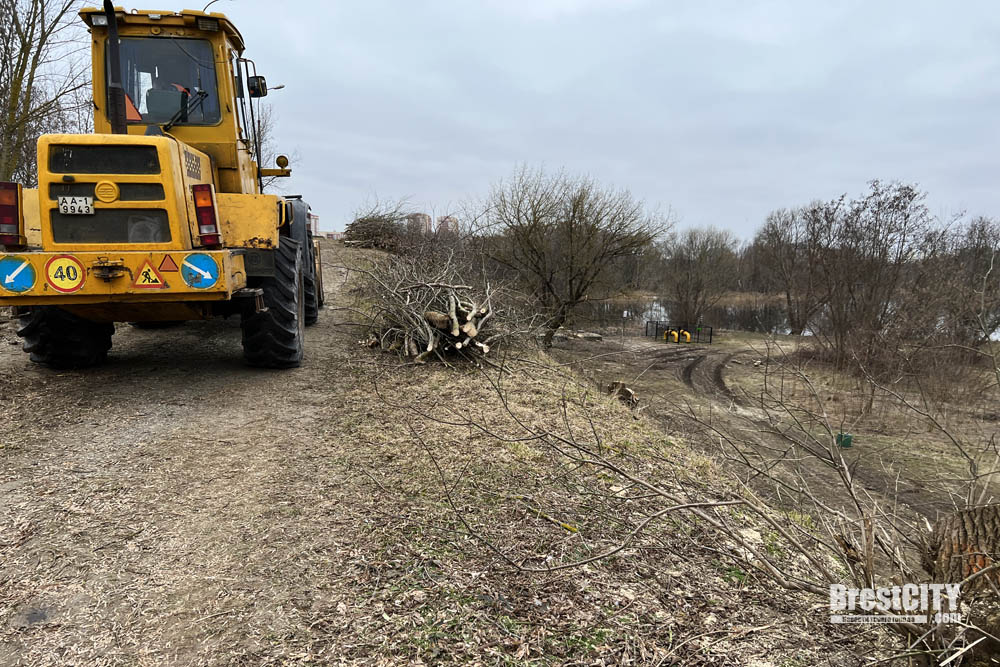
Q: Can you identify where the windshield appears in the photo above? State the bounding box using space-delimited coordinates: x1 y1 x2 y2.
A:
110 37 221 126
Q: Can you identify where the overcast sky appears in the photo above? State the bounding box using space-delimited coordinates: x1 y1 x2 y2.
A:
218 0 1000 235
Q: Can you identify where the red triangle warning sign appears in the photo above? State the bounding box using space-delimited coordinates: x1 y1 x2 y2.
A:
158 255 179 272
133 260 167 289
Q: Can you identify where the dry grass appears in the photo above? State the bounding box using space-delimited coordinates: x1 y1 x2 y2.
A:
0 244 887 665
723 340 1000 512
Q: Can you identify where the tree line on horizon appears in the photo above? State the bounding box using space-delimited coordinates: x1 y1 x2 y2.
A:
346 170 1000 380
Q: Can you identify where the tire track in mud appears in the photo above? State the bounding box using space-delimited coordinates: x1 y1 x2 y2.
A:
712 352 744 403
681 354 705 388
681 350 746 405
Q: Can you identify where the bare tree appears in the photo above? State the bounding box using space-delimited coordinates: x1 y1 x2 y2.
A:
0 0 89 184
940 217 1000 347
658 226 738 326
481 167 666 346
754 206 826 335
255 103 300 193
811 181 941 370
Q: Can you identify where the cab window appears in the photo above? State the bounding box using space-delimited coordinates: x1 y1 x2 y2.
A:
110 37 221 125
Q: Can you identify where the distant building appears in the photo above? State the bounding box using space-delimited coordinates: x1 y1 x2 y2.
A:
436 216 459 235
326 232 345 240
307 213 320 235
406 213 433 236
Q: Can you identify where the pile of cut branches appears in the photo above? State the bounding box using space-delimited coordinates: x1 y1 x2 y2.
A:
343 200 410 251
357 254 526 362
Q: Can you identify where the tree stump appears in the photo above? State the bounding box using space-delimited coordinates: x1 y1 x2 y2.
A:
924 505 1000 590
606 381 639 409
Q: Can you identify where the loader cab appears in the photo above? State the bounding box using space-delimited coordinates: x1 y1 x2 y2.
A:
80 7 261 195
116 36 222 126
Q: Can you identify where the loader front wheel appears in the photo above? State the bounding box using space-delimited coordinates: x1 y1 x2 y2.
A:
16 307 115 369
303 240 320 326
241 238 305 368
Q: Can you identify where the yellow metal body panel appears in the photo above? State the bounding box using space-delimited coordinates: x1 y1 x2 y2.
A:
22 188 41 246
0 250 246 306
216 193 281 248
36 133 212 253
28 132 281 253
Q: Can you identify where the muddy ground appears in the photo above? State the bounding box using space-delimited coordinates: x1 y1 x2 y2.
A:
547 330 977 524
0 244 889 665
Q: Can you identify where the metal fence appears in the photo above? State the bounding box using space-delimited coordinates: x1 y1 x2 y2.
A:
645 321 713 344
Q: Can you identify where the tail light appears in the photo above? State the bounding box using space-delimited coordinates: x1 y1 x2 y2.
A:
0 182 25 248
192 183 222 247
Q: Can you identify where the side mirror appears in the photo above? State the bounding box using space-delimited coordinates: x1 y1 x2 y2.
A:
247 75 267 98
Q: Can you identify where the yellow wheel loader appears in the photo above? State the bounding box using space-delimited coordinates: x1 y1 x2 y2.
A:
0 2 322 368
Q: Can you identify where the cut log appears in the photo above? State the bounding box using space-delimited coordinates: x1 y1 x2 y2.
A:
424 310 451 330
460 321 479 338
448 295 460 337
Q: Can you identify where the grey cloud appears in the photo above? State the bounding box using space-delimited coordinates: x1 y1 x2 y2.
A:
221 0 1000 234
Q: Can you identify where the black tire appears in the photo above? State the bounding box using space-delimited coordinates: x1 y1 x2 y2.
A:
241 238 305 368
314 240 325 308
16 307 114 369
304 239 320 326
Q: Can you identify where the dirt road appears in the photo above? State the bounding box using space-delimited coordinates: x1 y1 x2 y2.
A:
0 255 377 664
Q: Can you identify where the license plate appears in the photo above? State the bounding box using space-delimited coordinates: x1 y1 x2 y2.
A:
58 196 94 215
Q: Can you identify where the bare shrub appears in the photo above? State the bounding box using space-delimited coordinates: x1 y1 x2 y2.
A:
940 217 1000 348
692 337 1000 664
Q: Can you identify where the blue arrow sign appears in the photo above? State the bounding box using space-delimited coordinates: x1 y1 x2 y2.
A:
180 253 219 289
0 256 36 293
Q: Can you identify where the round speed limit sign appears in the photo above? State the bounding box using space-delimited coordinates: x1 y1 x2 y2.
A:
45 255 86 293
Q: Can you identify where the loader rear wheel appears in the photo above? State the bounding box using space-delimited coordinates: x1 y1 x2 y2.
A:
16 307 114 369
304 239 320 326
241 238 305 369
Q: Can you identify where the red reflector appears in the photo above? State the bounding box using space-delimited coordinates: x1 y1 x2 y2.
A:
0 182 21 246
191 184 222 247
197 209 215 228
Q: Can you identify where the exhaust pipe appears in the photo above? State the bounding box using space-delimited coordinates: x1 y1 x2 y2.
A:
103 0 127 134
